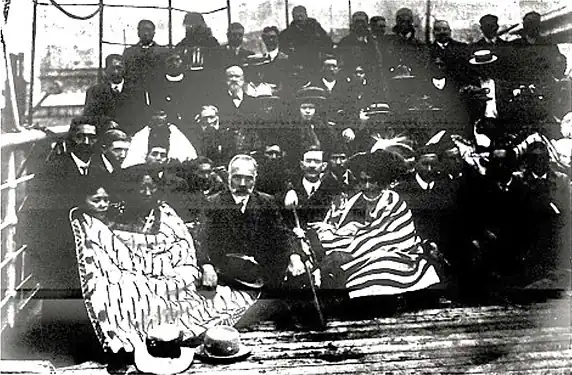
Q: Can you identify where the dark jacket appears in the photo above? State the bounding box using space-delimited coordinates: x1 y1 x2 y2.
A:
279 18 332 72
199 189 294 288
280 173 343 228
123 41 168 91
84 80 146 135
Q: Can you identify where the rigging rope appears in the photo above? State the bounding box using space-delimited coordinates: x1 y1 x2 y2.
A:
47 0 101 20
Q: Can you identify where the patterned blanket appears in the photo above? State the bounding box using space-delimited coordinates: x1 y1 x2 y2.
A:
69 203 258 353
319 191 441 299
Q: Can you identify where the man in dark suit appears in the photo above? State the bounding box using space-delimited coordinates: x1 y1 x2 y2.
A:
212 65 260 154
384 8 426 76
123 20 167 93
279 5 332 75
429 20 469 83
510 11 567 82
471 14 512 80
282 146 343 229
84 54 145 135
20 117 99 299
336 12 379 79
221 22 255 68
199 154 304 290
91 128 130 175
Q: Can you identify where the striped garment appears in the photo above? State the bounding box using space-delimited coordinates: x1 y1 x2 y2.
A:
319 190 441 299
69 203 258 354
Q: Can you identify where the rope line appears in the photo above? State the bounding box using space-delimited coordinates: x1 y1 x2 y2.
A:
46 0 101 20
38 2 227 15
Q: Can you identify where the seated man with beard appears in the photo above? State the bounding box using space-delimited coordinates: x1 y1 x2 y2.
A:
199 155 304 292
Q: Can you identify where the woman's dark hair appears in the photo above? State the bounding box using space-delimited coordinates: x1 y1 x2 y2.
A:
74 174 113 207
114 164 159 199
349 150 407 187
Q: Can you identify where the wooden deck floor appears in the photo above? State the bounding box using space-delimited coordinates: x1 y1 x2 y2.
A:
48 295 572 375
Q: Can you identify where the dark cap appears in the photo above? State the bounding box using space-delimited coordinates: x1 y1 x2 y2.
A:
479 14 499 25
296 86 327 103
184 12 206 27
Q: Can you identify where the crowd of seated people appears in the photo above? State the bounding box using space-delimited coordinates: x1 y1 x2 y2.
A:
19 4 571 365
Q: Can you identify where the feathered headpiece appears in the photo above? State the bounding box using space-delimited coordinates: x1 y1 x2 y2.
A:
349 133 414 186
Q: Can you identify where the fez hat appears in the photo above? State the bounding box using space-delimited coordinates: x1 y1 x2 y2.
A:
296 86 327 104
196 326 251 363
469 49 498 65
134 324 194 375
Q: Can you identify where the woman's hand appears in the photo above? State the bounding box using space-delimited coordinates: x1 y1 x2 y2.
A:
308 221 335 233
342 128 355 142
201 264 218 289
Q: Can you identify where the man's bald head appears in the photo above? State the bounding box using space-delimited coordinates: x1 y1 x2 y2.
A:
433 20 451 43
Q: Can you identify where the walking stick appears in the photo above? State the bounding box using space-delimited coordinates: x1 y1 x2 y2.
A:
291 206 326 329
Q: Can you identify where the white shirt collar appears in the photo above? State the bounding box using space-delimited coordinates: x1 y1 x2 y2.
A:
101 154 114 173
415 173 435 190
484 36 498 44
267 48 279 61
322 78 336 92
302 178 321 197
111 79 125 93
70 152 91 175
231 193 250 213
531 171 548 180
436 41 449 49
166 73 184 82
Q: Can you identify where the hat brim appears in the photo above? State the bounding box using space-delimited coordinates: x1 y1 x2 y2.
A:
297 96 326 103
135 346 194 375
195 344 251 362
469 55 498 65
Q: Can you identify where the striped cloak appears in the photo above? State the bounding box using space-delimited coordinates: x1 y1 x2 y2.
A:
319 190 441 299
69 203 258 353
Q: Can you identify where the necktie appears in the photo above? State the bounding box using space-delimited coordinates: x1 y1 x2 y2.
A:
309 186 316 197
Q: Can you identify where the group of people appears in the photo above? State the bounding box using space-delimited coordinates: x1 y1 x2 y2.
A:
19 4 571 365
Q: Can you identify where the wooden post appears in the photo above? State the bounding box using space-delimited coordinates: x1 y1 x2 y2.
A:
98 0 104 83
285 0 289 26
27 0 38 127
227 0 231 28
348 0 352 27
168 0 173 48
425 0 431 44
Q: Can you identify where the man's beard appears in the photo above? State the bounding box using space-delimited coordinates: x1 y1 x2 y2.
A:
72 144 93 162
230 186 253 196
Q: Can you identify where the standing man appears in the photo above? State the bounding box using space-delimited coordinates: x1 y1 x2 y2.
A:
511 11 566 82
84 54 145 135
337 12 379 78
123 20 166 94
222 22 255 68
199 154 304 290
279 5 332 76
429 20 469 83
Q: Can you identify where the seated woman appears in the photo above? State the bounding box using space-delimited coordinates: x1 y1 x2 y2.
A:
313 142 442 299
69 166 258 357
